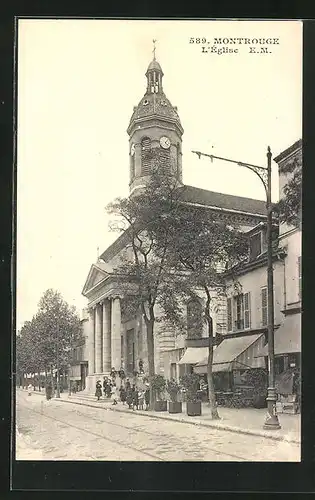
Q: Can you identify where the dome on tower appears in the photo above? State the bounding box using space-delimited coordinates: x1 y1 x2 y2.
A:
146 58 164 74
127 56 183 135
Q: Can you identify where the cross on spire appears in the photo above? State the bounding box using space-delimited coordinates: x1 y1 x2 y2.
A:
152 39 157 60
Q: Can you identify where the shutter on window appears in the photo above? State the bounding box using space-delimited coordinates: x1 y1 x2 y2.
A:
244 292 251 329
261 287 267 326
227 298 232 332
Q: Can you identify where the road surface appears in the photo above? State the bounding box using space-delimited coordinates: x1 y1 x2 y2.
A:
16 390 300 461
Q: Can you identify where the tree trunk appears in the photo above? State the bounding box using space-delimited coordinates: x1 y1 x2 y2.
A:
204 292 220 420
145 317 155 409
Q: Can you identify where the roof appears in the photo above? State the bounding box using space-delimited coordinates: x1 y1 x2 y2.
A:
128 92 183 132
258 313 301 356
273 139 302 163
146 59 163 74
178 185 266 216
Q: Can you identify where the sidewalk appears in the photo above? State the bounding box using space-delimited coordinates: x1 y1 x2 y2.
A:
23 388 300 444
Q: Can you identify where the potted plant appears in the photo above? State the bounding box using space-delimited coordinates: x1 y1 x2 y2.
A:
180 373 202 416
151 374 167 411
166 379 182 414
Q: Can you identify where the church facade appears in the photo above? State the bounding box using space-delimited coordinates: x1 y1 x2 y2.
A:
82 53 267 392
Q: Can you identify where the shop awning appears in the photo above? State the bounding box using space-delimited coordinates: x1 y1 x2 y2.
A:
178 347 209 365
194 334 265 375
258 313 301 356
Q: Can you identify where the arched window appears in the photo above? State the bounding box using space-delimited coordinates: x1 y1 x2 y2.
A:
187 299 203 339
141 137 152 175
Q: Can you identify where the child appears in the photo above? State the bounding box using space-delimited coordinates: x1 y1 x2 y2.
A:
111 384 118 405
144 384 150 411
119 385 126 405
138 389 144 410
95 380 102 401
132 384 138 411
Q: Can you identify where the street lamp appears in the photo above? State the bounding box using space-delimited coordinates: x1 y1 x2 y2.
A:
192 147 281 430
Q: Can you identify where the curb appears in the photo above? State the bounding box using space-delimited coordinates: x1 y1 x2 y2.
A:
55 395 300 445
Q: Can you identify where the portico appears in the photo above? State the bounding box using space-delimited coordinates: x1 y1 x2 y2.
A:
85 296 123 392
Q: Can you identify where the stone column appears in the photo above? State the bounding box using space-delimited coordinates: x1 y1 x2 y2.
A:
111 296 122 371
102 299 111 373
88 308 95 375
95 303 102 374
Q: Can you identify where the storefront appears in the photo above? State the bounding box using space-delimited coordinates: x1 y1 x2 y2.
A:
257 312 301 413
193 334 267 407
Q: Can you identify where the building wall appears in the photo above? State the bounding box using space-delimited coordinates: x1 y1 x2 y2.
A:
225 262 284 331
278 228 301 307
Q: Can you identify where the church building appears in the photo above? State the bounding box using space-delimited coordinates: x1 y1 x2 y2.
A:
81 50 267 392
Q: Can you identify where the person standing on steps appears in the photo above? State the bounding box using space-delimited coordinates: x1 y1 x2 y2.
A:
95 380 102 401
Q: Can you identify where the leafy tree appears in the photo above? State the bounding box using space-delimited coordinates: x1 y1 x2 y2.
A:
274 155 301 227
36 289 81 395
107 171 248 417
16 290 81 396
154 204 249 419
106 172 183 407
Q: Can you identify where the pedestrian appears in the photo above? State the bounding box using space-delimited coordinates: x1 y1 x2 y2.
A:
95 380 102 401
103 376 108 395
119 385 126 405
111 384 119 405
106 382 112 399
132 384 139 411
138 388 145 410
125 378 131 392
144 383 150 411
126 386 133 409
27 383 33 396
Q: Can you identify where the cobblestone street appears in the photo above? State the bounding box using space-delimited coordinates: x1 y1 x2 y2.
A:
16 390 300 461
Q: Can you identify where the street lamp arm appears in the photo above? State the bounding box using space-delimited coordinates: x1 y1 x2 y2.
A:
191 150 268 197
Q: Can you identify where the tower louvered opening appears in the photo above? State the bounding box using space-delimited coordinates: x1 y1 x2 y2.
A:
141 137 152 176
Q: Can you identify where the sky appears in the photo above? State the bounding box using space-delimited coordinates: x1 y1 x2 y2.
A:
16 19 302 330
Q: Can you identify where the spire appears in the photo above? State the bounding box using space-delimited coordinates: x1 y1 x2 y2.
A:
146 41 163 94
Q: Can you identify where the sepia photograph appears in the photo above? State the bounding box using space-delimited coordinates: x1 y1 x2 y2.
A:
15 18 302 463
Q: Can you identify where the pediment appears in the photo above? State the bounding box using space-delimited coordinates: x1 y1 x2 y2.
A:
82 262 113 296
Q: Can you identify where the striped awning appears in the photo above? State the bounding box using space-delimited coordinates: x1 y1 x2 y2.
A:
194 334 265 374
178 347 209 365
258 313 301 356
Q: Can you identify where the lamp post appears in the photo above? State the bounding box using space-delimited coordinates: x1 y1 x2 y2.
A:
192 147 281 429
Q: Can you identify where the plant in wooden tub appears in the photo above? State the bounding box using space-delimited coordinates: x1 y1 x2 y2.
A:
151 374 167 412
166 378 182 414
180 373 202 416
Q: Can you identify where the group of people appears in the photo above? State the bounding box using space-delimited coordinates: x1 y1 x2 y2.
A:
95 376 150 410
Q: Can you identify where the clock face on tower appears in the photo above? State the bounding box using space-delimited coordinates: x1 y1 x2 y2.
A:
160 136 171 149
130 143 135 156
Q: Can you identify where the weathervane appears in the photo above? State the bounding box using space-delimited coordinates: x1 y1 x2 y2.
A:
152 39 157 60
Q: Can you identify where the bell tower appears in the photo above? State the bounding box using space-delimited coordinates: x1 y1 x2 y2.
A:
127 41 184 194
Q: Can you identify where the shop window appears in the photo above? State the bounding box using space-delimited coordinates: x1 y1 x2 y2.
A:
170 363 177 380
187 299 203 338
275 356 285 375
